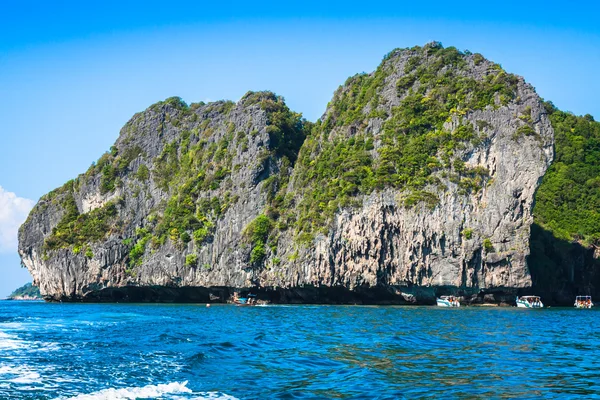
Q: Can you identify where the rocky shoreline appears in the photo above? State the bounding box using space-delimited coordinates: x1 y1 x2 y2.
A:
5 296 42 301
36 284 569 306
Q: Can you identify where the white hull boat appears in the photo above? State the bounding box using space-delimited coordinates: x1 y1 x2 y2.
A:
436 296 460 307
575 296 593 308
516 296 543 308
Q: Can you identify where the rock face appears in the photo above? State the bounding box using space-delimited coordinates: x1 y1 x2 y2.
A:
19 43 555 304
19 93 307 301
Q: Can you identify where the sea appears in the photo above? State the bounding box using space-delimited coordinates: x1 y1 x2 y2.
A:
0 301 598 399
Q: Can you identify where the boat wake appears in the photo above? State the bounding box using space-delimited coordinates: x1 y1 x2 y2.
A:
57 381 238 400
0 331 24 350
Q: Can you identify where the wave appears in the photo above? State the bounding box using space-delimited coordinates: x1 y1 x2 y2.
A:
0 331 24 350
172 394 239 400
58 381 238 400
0 322 26 330
9 370 41 384
0 328 59 353
0 365 41 384
59 381 191 399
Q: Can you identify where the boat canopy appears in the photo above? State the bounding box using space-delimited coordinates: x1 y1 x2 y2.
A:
520 296 540 301
576 296 592 300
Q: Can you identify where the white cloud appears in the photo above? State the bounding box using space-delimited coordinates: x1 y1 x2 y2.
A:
0 186 34 253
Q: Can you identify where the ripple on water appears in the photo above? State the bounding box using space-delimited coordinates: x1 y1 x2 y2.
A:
158 333 195 344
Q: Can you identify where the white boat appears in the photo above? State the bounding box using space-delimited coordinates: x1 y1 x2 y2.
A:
436 296 460 307
516 296 543 308
574 295 593 309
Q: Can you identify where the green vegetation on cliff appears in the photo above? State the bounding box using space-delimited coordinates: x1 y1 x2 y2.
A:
44 194 118 252
8 283 41 299
145 92 307 262
40 91 309 270
33 44 599 278
534 105 600 246
244 214 273 264
528 106 600 300
289 43 515 240
38 45 523 253
95 146 144 194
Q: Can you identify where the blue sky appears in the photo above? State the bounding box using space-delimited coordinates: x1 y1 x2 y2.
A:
1 1 599 297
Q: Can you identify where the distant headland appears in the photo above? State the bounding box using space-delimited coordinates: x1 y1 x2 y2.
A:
7 282 42 300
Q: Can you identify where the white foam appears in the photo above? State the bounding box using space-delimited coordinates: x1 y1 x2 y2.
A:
189 394 239 400
0 328 59 353
34 341 60 352
0 365 20 374
0 331 15 339
8 371 41 384
171 394 239 400
0 322 26 330
0 340 22 350
0 364 42 384
0 331 24 350
60 381 192 399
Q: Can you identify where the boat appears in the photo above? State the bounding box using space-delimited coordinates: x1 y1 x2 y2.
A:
233 293 257 306
436 296 460 307
574 295 593 308
516 296 543 308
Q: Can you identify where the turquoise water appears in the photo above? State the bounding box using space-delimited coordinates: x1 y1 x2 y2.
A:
1 301 599 399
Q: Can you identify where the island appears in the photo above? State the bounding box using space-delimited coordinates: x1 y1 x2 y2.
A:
7 282 42 300
18 42 600 305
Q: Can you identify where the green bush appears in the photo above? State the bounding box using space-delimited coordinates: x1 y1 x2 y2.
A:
250 242 266 264
180 231 191 243
185 254 198 267
261 94 308 163
462 229 473 240
97 146 144 194
473 53 484 65
129 228 151 267
483 238 494 252
245 215 272 244
44 195 118 251
513 125 536 139
403 191 439 209
192 221 215 245
244 215 273 264
136 164 150 181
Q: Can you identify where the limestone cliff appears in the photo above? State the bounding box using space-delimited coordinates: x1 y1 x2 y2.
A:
19 93 308 301
19 43 555 304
